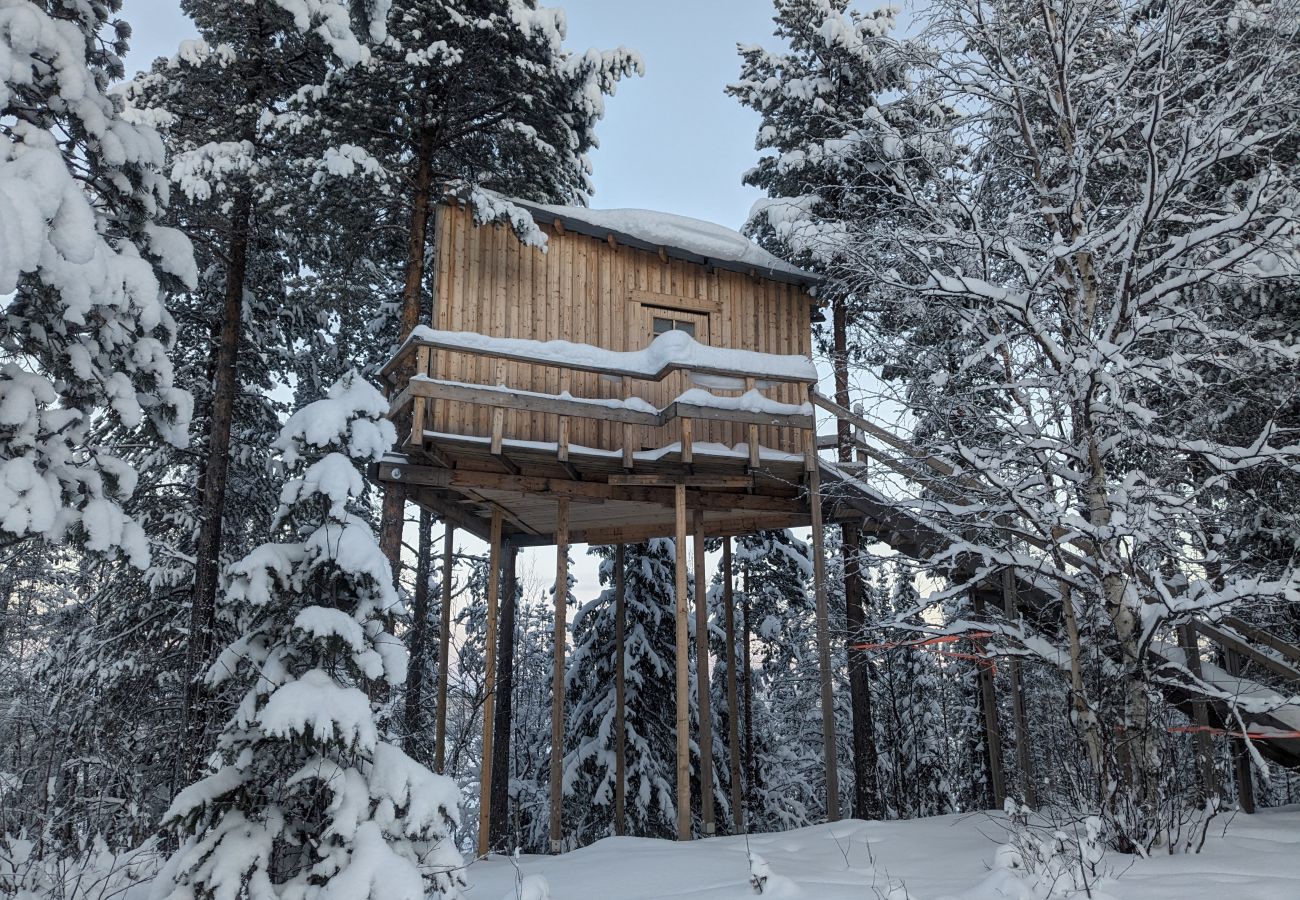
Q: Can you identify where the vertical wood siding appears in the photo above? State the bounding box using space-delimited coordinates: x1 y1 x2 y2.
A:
428 201 815 454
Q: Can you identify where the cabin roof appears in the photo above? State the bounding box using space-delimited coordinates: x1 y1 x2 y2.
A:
456 192 823 289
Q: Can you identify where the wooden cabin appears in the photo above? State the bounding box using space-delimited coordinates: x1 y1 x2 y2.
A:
380 194 831 547
378 193 844 854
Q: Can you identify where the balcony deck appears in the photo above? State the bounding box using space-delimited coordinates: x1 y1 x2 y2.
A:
377 329 833 546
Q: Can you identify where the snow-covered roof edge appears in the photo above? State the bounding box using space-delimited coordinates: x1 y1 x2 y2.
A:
444 188 823 290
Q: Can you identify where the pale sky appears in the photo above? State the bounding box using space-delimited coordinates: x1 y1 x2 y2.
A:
119 0 909 600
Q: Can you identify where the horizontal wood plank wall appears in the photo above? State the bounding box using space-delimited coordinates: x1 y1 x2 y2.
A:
429 202 813 456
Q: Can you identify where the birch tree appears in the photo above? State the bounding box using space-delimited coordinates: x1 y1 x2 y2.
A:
829 0 1300 849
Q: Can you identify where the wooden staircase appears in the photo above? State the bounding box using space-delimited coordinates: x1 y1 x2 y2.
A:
810 393 1300 772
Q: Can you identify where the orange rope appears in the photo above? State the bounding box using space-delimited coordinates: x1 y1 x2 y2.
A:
852 632 998 674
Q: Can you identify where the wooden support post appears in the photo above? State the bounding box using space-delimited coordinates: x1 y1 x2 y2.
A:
693 512 715 835
1180 626 1216 801
807 463 841 821
1176 624 1219 802
742 567 755 818
434 524 455 775
722 538 744 833
972 590 1006 809
1222 648 1255 813
674 484 692 840
1002 569 1036 807
681 417 694 466
614 544 627 836
477 510 504 857
489 544 518 849
549 498 570 852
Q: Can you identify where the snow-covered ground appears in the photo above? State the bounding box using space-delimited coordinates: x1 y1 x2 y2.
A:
468 807 1300 900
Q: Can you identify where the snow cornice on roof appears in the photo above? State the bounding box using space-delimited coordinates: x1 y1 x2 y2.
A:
445 190 823 290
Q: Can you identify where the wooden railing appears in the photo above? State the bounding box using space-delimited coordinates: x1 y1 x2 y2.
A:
381 329 819 471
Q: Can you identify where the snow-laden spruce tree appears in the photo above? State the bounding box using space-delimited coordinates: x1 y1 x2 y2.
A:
154 372 465 900
824 0 1300 849
1 0 193 563
564 541 693 843
726 530 829 833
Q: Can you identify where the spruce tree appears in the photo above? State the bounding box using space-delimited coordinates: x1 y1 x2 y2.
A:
564 541 686 843
1 0 192 561
156 372 465 900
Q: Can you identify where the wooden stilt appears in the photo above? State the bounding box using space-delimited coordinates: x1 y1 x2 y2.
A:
807 464 842 821
489 544 518 848
693 512 716 836
1177 624 1219 802
722 538 744 833
674 484 692 840
1223 648 1255 813
972 590 1006 809
477 510 504 857
1002 569 1036 807
742 567 755 819
434 524 455 775
614 543 627 836
549 498 570 852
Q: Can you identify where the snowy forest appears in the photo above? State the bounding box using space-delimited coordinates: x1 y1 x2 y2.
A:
3 0 1300 898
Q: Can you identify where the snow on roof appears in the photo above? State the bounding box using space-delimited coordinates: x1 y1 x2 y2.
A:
469 192 821 288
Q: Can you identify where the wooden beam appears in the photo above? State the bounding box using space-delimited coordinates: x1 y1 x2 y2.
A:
549 498 570 852
807 465 841 822
408 375 660 427
674 484 692 841
409 488 492 542
614 543 627 837
609 474 754 489
1193 620 1300 686
477 510 504 857
434 523 455 775
407 376 813 430
693 511 715 835
722 537 744 834
386 465 800 515
1220 615 1300 666
509 512 813 549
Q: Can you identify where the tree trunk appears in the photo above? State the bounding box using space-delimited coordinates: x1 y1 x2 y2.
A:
832 294 881 819
404 510 434 764
378 128 437 575
490 545 518 849
177 187 252 788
